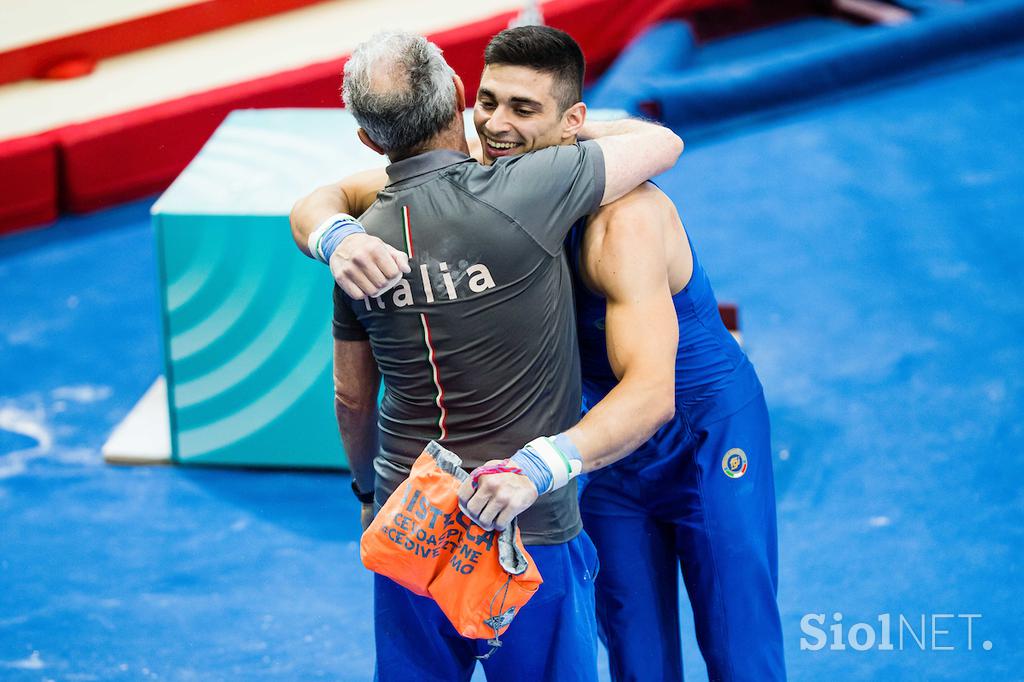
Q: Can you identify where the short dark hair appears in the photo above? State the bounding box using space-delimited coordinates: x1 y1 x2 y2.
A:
484 26 585 113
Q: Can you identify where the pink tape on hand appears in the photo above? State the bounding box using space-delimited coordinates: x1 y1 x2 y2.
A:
470 460 525 489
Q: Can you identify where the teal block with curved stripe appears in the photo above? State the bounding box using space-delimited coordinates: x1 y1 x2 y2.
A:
152 109 385 468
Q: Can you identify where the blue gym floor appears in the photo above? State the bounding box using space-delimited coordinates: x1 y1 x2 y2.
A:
2 39 1023 682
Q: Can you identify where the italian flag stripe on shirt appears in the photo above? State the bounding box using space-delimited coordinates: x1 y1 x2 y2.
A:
403 205 448 440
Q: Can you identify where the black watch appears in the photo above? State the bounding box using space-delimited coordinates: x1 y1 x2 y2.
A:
351 479 375 504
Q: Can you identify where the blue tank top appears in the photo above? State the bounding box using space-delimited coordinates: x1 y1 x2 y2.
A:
566 218 763 428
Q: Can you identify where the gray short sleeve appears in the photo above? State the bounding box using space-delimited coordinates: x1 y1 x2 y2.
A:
454 140 605 255
332 284 368 341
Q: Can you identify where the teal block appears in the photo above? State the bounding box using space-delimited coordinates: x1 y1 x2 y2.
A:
152 109 386 468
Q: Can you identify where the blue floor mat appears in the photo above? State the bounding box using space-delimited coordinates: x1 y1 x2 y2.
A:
2 47 1022 682
656 50 1023 681
693 17 863 67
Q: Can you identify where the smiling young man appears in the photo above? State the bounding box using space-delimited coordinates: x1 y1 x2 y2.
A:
473 47 573 159
293 26 784 682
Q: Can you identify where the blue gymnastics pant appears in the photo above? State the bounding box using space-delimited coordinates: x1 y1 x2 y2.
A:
580 392 785 681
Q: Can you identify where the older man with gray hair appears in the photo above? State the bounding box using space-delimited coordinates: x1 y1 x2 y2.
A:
301 31 681 680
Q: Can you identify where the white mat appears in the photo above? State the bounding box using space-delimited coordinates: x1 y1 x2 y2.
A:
102 376 172 465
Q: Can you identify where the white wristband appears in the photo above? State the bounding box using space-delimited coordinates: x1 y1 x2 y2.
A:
306 212 361 263
524 436 582 492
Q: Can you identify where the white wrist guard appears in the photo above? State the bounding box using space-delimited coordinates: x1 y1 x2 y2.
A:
524 436 583 493
307 212 363 263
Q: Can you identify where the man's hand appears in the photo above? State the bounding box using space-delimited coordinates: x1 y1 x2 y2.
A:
457 460 539 532
361 502 376 531
330 233 411 300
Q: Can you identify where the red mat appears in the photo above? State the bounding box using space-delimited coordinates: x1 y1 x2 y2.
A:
0 0 325 87
0 133 58 232
0 0 741 235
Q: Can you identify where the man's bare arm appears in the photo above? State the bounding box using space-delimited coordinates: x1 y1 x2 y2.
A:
290 166 385 254
289 168 387 255
563 187 678 469
289 168 410 299
584 118 684 206
334 338 381 529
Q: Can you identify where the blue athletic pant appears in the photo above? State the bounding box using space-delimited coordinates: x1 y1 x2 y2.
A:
373 531 600 682
579 392 785 681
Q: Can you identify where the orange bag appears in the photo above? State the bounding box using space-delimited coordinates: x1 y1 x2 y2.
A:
360 441 543 645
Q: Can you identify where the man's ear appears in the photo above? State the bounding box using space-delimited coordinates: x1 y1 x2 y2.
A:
357 128 385 156
561 101 587 140
453 74 467 111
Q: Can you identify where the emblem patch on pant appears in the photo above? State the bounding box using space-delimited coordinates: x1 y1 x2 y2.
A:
722 448 748 478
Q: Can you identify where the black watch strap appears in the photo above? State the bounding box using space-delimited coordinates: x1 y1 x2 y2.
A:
351 479 375 504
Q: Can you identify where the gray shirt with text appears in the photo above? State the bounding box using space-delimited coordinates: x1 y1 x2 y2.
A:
333 141 605 545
